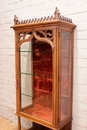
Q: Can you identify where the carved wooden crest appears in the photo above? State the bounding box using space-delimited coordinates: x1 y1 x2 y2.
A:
14 7 72 25
11 7 75 50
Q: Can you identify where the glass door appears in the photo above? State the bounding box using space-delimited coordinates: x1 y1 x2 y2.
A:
20 38 53 123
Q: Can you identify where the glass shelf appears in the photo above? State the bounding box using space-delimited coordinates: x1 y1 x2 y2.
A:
33 60 52 63
21 93 33 98
21 72 52 78
34 88 52 94
20 50 52 53
21 88 52 98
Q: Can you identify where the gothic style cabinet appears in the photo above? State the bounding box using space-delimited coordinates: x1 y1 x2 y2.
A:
11 7 76 130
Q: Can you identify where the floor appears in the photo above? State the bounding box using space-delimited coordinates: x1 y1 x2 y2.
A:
0 116 27 130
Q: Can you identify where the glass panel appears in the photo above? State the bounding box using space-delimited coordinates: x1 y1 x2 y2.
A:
20 41 33 108
20 39 53 123
60 32 71 121
21 74 33 108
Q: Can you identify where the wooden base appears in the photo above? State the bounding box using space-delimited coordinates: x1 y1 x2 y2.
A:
27 121 71 130
28 127 50 130
60 121 71 130
28 122 71 130
28 123 51 130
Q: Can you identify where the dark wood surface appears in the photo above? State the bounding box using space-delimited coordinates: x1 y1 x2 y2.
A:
28 121 71 130
28 123 51 130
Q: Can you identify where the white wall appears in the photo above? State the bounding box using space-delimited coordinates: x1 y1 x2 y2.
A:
0 0 87 129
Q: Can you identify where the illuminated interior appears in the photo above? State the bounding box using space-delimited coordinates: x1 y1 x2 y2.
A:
21 39 53 122
20 31 71 123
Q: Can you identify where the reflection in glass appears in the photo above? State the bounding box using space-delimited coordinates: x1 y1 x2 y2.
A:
60 32 71 121
20 41 33 108
20 39 53 123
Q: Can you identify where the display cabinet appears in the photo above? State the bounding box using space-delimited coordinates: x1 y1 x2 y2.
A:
11 7 76 130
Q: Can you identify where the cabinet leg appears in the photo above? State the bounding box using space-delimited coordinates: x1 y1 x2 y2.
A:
59 121 72 130
18 116 21 130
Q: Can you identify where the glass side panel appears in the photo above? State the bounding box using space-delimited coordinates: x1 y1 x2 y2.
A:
60 32 71 121
20 41 33 108
20 39 53 123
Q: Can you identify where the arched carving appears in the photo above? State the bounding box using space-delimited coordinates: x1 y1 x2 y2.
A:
18 29 54 50
18 33 33 47
33 31 54 50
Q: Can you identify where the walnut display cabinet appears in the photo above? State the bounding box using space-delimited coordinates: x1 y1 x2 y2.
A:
11 7 76 130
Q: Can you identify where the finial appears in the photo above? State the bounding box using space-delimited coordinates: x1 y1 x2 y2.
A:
14 15 18 25
54 7 60 19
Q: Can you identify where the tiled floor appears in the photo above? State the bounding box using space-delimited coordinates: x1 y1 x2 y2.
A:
0 117 27 130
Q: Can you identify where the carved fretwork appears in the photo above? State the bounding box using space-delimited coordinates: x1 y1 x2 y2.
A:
14 7 72 25
18 30 54 49
35 30 53 42
18 32 32 41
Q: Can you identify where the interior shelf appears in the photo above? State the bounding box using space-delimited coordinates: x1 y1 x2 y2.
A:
20 50 52 53
21 72 52 78
22 102 67 123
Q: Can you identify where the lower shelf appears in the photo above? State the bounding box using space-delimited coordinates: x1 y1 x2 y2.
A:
22 90 69 123
23 103 67 123
23 103 52 122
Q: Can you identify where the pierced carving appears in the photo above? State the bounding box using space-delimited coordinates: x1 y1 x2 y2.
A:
18 30 54 49
18 32 33 47
13 7 73 25
35 30 53 42
33 31 54 50
18 32 32 41
60 15 72 23
16 15 54 25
